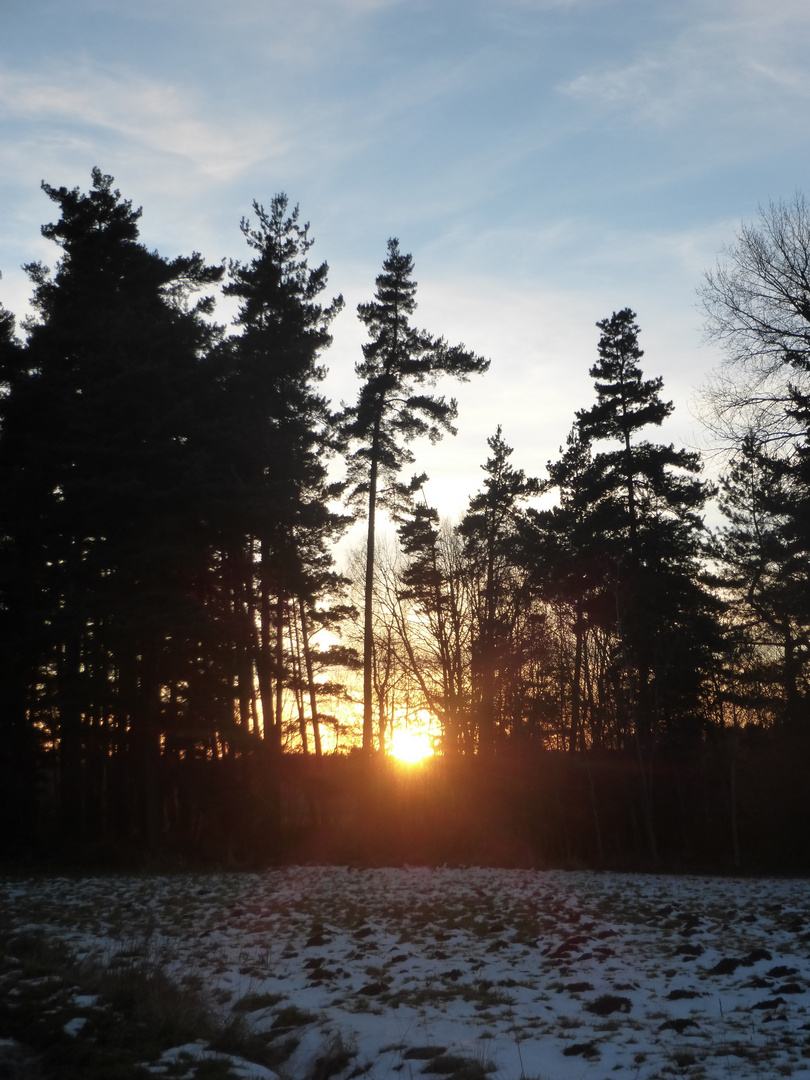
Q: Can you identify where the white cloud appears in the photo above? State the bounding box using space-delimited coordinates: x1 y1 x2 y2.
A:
0 65 292 181
748 59 810 97
558 0 810 131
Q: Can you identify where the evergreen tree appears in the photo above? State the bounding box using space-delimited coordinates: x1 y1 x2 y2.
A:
221 195 348 750
458 427 540 752
0 168 223 844
344 239 489 751
0 293 42 853
715 435 808 727
0 290 19 391
524 427 612 752
574 309 719 746
700 196 810 733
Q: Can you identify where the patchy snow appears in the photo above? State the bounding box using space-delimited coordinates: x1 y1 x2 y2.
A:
63 1015 88 1036
3 866 810 1078
151 1041 280 1078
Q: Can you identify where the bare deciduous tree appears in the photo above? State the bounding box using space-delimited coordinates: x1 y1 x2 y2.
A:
700 194 810 450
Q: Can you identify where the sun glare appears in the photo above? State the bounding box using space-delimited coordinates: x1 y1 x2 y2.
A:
390 727 434 764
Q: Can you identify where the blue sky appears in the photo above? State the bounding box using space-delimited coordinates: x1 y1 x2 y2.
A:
2 0 810 518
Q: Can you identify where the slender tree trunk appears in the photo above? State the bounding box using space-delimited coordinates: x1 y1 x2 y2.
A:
299 598 322 757
242 546 262 738
231 553 251 731
478 540 497 755
363 423 381 752
275 592 285 750
570 600 584 753
430 533 459 753
256 544 275 742
289 600 309 754
253 616 273 741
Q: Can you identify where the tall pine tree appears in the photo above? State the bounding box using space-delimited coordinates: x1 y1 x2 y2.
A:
574 309 718 747
0 168 223 845
344 239 489 751
221 195 348 751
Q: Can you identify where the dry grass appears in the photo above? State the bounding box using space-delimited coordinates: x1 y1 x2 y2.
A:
0 927 294 1080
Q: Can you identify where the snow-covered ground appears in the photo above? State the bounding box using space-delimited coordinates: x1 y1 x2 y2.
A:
3 866 810 1079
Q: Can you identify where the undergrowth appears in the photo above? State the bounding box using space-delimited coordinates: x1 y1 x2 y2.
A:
0 928 294 1079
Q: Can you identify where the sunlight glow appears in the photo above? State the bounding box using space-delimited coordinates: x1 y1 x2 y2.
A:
390 727 434 763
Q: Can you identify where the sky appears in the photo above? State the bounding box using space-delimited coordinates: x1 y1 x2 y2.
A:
2 0 810 523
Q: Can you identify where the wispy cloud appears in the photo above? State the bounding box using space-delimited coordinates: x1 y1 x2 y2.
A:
77 0 401 69
0 65 294 181
489 0 598 10
558 0 810 130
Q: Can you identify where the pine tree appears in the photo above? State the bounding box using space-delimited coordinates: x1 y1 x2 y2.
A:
344 239 489 751
574 309 718 746
221 195 348 750
458 427 540 752
524 426 611 752
2 168 223 844
715 435 807 727
0 293 42 853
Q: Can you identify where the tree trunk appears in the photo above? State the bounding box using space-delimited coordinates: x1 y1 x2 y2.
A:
256 545 275 743
289 599 309 754
363 422 381 752
478 541 497 755
299 598 322 757
275 591 285 750
570 600 584 753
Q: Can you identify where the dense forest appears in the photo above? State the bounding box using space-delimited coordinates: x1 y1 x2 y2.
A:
1 170 809 871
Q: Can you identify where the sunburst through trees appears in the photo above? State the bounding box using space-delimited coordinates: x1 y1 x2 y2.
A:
1 172 809 868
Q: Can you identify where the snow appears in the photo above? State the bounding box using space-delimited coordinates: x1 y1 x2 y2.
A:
3 866 810 1078
63 1015 88 1036
152 1042 280 1079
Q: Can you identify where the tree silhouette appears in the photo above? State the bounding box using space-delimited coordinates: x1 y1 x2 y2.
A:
715 435 808 728
221 195 348 751
700 193 810 449
344 239 488 751
0 292 41 854
459 427 540 752
575 309 717 747
0 168 223 845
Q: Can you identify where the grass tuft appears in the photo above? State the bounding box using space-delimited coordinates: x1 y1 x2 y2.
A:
309 1030 357 1080
232 991 285 1013
404 1045 448 1060
585 993 632 1016
271 1003 318 1030
0 927 293 1079
420 1053 495 1078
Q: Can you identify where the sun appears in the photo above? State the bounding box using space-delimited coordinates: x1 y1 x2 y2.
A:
390 727 434 764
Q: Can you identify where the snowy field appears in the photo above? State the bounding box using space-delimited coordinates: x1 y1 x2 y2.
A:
3 866 810 1079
